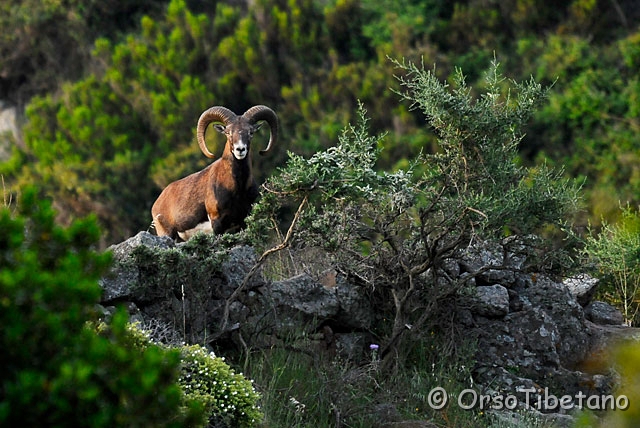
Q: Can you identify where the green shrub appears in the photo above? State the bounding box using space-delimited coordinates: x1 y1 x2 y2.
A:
0 187 206 427
582 205 640 325
247 60 582 369
117 323 264 427
0 0 159 102
179 345 263 427
12 0 214 244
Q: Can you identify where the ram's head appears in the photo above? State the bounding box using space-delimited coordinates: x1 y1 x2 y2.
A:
197 105 278 161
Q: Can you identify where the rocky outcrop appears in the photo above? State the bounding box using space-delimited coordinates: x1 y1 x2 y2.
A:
472 274 591 375
454 240 638 422
99 232 640 425
100 231 175 302
99 232 372 357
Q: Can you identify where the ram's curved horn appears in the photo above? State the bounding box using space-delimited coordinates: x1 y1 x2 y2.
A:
197 106 237 159
242 105 279 155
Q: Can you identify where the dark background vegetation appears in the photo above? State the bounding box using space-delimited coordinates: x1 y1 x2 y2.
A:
3 1 640 426
1 0 640 245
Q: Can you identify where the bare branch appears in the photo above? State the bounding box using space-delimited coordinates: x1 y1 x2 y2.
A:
217 195 309 336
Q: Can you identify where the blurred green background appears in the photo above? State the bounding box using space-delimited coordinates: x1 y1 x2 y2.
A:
1 0 639 245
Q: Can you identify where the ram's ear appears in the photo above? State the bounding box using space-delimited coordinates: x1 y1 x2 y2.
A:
252 122 264 133
214 124 226 134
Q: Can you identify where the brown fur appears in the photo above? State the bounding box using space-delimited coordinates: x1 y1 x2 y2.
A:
151 144 257 240
151 105 277 241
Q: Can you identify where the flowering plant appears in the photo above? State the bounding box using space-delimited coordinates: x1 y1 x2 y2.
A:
179 345 262 427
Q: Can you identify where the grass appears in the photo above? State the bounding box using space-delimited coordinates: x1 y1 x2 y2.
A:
2 174 13 209
241 333 488 427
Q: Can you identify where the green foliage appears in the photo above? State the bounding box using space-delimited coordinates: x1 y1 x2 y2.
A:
246 101 415 260
361 0 442 51
118 322 264 427
249 62 581 371
607 342 640 426
583 206 640 325
18 75 158 241
179 345 262 427
394 58 581 242
10 0 217 243
523 30 640 224
2 0 640 247
0 0 161 103
0 187 206 426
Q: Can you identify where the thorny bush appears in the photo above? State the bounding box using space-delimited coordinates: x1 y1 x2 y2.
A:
244 59 582 368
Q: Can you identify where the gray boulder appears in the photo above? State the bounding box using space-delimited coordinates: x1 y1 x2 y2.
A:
469 284 510 317
99 232 376 349
221 245 258 294
264 271 372 334
458 238 530 286
585 301 624 325
269 273 341 326
100 231 175 302
563 273 599 307
334 274 373 330
99 232 262 343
